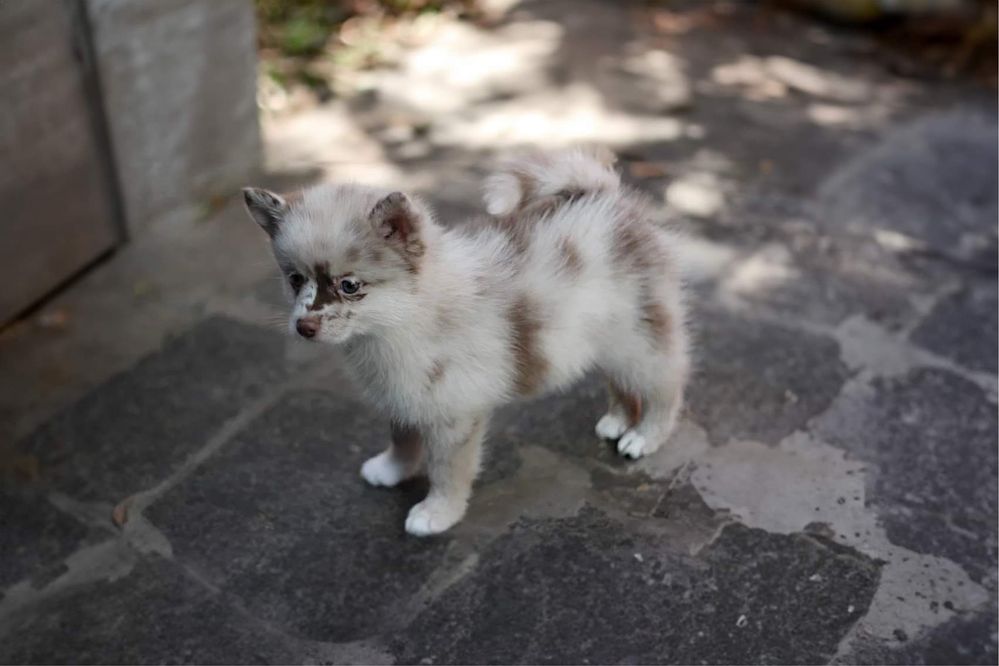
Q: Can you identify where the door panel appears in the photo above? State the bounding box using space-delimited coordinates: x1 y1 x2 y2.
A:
0 0 121 324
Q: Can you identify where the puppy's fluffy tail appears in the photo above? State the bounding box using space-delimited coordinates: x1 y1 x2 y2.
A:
483 147 620 216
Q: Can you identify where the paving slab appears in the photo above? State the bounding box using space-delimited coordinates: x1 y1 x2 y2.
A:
20 316 304 504
687 308 850 446
816 110 998 269
391 508 880 665
815 368 998 585
911 280 998 374
717 222 941 332
841 607 998 665
147 390 448 643
0 556 297 665
0 490 96 592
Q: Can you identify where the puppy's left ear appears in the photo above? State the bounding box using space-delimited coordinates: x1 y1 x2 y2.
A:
369 192 425 255
242 187 288 238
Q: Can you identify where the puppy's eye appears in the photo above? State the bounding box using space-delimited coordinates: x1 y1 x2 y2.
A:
288 273 305 290
339 277 361 294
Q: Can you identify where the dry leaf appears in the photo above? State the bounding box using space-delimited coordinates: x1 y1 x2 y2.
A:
7 454 40 482
628 161 668 179
37 309 70 330
111 498 131 528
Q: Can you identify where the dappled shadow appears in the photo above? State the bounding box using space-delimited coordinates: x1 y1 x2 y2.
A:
262 0 996 322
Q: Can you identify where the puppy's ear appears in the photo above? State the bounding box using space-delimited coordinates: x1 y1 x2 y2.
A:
242 187 288 238
369 192 424 254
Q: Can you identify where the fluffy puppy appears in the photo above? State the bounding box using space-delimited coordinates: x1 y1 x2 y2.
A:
243 148 689 536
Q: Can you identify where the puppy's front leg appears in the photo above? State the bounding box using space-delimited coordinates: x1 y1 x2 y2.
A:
361 422 423 487
405 414 487 536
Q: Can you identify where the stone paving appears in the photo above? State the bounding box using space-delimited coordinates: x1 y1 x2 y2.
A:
1 1 996 663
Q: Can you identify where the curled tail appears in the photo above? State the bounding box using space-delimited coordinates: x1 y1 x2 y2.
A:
483 146 620 216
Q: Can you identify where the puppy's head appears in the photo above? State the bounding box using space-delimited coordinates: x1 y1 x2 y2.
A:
243 183 432 344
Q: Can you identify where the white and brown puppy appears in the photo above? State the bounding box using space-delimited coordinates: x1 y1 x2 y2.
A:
243 148 689 536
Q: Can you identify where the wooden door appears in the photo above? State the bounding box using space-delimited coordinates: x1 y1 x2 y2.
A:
0 0 122 324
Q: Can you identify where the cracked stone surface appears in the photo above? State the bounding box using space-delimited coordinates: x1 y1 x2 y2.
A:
815 368 998 586
0 556 299 665
0 0 996 663
0 490 93 592
20 317 305 503
816 110 998 269
688 308 851 446
911 281 999 374
391 510 880 665
147 390 448 643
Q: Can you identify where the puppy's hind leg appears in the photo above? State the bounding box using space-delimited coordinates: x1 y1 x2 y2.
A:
616 363 685 460
606 328 689 460
595 380 641 441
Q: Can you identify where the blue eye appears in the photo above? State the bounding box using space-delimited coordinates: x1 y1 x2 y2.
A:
288 273 305 291
340 277 360 294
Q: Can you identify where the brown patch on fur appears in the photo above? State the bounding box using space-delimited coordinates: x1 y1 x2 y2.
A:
514 169 535 205
525 192 576 219
390 422 422 463
611 221 658 272
370 192 425 274
558 237 583 276
484 214 531 257
508 294 548 395
484 184 591 262
428 359 447 385
402 239 426 274
503 220 532 256
638 281 671 346
308 265 368 309
608 381 643 427
310 263 339 310
614 216 672 346
641 299 671 344
345 246 361 263
512 186 584 219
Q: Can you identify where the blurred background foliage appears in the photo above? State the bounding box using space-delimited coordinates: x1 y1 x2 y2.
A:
255 0 483 106
779 0 997 80
254 0 996 112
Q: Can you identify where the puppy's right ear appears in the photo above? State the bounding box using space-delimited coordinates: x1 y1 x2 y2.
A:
242 187 288 238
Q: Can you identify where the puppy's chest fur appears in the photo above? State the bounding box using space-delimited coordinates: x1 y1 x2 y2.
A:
342 288 515 424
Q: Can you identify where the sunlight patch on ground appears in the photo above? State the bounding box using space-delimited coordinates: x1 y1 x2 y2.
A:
357 19 564 116
671 234 740 286
711 55 872 102
430 83 687 149
719 244 798 297
263 104 404 185
665 172 727 218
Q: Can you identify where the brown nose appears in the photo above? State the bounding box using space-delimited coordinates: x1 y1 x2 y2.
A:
295 317 320 339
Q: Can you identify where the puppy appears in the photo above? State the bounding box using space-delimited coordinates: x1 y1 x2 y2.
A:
243 148 689 536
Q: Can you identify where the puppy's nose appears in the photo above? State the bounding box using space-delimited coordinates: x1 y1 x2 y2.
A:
296 316 320 339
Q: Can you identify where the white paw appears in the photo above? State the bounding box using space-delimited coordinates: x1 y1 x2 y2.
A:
405 498 465 536
617 429 655 459
595 413 629 440
360 451 410 487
